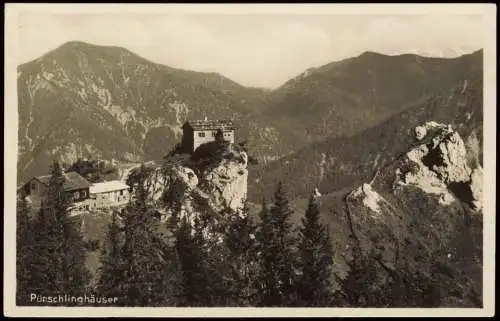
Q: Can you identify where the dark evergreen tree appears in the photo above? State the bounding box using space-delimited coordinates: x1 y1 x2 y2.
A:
223 203 258 306
16 195 34 305
67 158 117 183
95 210 124 303
254 183 298 307
27 161 91 305
149 214 184 306
336 240 390 307
200 216 234 306
295 194 335 306
215 128 225 144
176 215 212 306
119 164 181 306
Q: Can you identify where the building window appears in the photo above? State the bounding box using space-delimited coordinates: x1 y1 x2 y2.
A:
31 182 37 193
198 132 205 137
81 190 87 198
74 191 80 199
120 190 124 196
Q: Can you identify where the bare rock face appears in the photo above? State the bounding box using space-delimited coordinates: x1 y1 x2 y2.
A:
398 143 456 206
128 143 249 223
201 149 248 213
432 131 472 184
397 121 480 210
414 125 427 141
172 165 199 189
349 183 387 216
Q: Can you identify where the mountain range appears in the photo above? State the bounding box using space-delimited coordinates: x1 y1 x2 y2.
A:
17 41 484 306
249 59 483 201
17 41 482 194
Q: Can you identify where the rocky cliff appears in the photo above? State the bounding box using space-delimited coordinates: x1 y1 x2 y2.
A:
320 122 483 306
125 142 249 224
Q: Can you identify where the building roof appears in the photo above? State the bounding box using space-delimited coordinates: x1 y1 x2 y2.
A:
90 180 129 194
185 119 234 131
34 171 90 191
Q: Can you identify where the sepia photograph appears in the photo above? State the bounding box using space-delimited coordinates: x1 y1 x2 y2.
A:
4 3 496 317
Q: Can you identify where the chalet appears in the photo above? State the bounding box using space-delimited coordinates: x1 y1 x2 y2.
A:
21 171 91 212
181 117 235 153
88 180 130 209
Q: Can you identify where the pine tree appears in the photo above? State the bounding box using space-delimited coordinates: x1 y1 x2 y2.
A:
254 183 298 307
201 217 234 307
95 210 124 303
27 161 91 304
120 164 181 306
223 203 258 306
336 241 389 307
295 194 335 306
149 210 184 306
16 194 34 305
176 215 212 306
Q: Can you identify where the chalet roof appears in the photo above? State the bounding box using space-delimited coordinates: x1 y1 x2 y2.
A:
185 119 234 131
34 171 90 191
90 180 129 194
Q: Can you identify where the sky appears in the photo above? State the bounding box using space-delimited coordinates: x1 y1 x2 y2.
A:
16 10 484 89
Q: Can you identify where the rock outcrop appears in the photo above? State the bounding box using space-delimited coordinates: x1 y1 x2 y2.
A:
345 122 482 240
395 121 481 211
201 147 248 213
337 121 483 307
127 143 249 224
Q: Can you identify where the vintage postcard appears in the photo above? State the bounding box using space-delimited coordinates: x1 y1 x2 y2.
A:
4 3 496 317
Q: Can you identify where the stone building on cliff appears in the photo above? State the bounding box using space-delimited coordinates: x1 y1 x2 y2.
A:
181 117 235 153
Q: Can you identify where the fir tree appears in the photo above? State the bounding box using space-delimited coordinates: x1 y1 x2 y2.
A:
201 218 234 307
176 215 212 306
149 211 184 306
95 210 124 303
223 203 258 306
295 194 335 306
16 194 34 305
254 183 298 307
336 241 390 307
120 164 181 306
27 161 91 304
